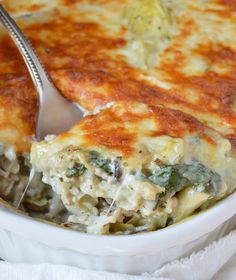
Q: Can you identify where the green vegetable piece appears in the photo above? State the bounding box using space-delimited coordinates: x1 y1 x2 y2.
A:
101 161 113 175
89 151 113 175
149 166 189 192
176 161 221 194
89 151 105 167
149 166 173 187
66 163 86 178
148 161 221 196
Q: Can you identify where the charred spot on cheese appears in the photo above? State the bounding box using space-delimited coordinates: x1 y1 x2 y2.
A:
30 101 236 235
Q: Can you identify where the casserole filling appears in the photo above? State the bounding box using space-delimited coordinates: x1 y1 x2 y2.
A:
38 148 222 234
0 142 66 223
31 101 235 234
0 142 28 206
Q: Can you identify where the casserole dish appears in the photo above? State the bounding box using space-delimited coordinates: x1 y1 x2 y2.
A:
0 0 236 274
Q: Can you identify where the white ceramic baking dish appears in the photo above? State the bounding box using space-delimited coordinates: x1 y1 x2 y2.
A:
0 1 236 274
0 191 236 274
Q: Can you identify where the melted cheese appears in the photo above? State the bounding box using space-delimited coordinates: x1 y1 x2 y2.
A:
1 0 236 153
31 101 236 233
31 101 236 187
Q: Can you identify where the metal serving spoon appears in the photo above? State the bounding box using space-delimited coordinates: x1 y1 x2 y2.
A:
0 4 84 140
0 4 84 208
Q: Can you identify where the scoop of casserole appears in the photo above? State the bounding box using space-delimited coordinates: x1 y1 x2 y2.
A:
31 101 236 234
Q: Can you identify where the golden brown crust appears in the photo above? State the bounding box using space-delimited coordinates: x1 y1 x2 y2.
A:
0 72 37 152
0 0 236 151
218 0 236 11
57 101 213 158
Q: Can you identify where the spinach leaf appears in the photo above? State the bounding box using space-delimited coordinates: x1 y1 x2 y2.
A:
149 166 173 187
66 163 86 178
89 151 113 175
175 162 211 185
149 165 189 193
147 161 220 195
